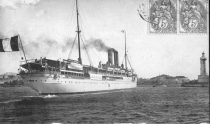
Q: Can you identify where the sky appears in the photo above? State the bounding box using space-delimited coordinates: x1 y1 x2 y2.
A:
0 0 209 79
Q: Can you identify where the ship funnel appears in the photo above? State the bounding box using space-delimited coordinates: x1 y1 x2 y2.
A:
108 48 119 67
108 49 114 66
114 50 119 67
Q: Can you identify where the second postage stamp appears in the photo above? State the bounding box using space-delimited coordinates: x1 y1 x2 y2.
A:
179 0 208 33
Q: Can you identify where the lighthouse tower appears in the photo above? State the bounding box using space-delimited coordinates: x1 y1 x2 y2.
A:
200 52 207 75
198 52 209 83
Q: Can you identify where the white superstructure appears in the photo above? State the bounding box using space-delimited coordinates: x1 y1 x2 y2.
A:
20 59 137 94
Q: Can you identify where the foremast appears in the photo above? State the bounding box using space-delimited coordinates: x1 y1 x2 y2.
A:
76 0 82 64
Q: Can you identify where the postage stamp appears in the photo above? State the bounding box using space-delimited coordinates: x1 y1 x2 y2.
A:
149 0 177 33
179 0 208 33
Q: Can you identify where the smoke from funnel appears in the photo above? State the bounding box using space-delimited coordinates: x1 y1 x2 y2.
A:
24 39 56 58
22 36 74 58
85 38 110 52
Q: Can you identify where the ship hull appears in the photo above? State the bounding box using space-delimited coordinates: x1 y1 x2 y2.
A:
22 74 137 94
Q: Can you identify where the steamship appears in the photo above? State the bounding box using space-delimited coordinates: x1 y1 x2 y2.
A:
19 0 137 94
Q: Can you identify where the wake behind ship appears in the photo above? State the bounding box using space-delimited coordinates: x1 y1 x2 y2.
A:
19 0 137 94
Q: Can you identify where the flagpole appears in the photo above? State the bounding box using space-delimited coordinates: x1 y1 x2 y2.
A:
18 35 30 73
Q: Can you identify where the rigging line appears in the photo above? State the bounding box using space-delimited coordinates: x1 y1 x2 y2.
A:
77 8 101 66
68 0 76 33
78 11 93 39
80 27 93 65
82 33 101 64
121 55 125 66
77 6 97 64
76 5 89 48
78 16 86 40
18 43 25 66
127 56 133 71
68 34 77 59
80 33 93 65
18 40 23 59
18 39 26 61
67 34 77 59
79 16 85 35
78 7 89 33
81 37 93 66
18 40 26 64
66 0 76 60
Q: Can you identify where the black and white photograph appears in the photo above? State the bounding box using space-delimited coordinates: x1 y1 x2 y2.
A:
0 0 209 123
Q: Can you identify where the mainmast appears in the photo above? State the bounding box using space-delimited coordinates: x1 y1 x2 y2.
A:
76 0 82 64
122 30 127 70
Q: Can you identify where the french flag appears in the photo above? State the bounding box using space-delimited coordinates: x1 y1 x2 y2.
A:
0 35 19 52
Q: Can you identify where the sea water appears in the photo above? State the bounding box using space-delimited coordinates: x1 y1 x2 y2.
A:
0 86 209 123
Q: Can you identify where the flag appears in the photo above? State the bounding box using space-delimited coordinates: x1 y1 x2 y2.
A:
0 35 19 52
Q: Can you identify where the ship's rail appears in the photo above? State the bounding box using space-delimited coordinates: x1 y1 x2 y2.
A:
20 57 137 80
